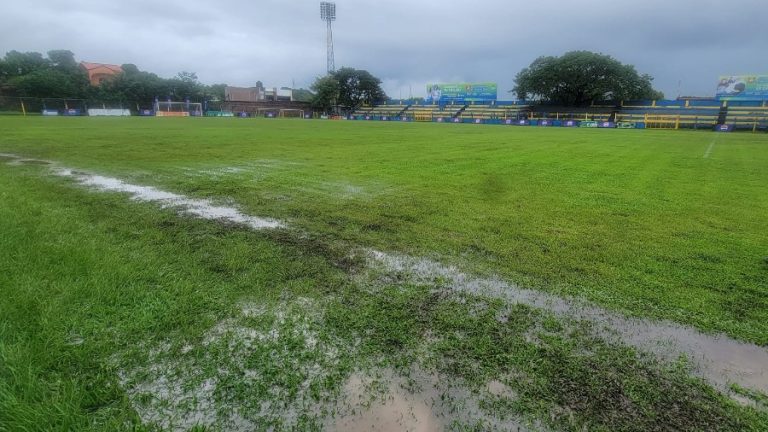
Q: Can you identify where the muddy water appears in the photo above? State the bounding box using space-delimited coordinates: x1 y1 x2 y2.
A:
327 368 533 432
331 374 440 432
366 250 768 396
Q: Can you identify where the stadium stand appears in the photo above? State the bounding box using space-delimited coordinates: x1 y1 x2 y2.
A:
725 105 768 131
617 100 721 129
352 98 767 131
529 105 613 123
460 103 530 121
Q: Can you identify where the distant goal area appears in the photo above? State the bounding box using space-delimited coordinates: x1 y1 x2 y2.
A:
153 101 203 117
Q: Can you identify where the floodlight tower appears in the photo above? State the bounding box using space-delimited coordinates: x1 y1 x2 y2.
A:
320 2 336 74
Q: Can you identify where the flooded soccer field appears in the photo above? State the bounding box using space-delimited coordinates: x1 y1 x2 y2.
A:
1 117 767 430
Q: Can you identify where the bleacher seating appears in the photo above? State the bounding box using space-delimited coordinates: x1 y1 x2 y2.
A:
460 104 530 120
350 99 767 131
725 106 768 131
614 99 718 128
618 107 721 129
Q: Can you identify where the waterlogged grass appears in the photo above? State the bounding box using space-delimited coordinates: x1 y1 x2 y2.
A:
1 117 768 430
1 117 766 344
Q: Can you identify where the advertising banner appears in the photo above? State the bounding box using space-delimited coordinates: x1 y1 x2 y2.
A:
716 124 734 132
425 83 497 104
716 75 768 100
88 109 131 116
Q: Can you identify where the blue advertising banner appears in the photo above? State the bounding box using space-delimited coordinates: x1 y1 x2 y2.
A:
715 124 734 132
425 83 497 104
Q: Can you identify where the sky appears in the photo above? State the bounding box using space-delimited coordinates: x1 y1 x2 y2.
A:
1 0 766 100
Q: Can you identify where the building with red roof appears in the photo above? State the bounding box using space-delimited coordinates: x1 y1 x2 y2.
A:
79 62 123 86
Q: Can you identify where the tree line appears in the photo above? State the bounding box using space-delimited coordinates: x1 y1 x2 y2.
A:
0 50 231 108
308 51 664 111
0 49 664 112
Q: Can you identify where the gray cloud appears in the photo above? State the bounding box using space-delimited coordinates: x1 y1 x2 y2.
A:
1 0 765 99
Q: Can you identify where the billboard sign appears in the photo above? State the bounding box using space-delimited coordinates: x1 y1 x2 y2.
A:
716 75 768 100
426 83 497 104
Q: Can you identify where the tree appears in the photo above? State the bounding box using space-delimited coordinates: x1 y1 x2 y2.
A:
168 71 202 100
310 75 340 113
47 50 78 72
205 83 227 101
513 51 663 105
1 51 49 77
9 69 81 98
333 67 387 108
310 68 387 113
0 48 234 108
291 88 314 103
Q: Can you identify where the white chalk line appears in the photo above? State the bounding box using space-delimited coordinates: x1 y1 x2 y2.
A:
703 134 719 158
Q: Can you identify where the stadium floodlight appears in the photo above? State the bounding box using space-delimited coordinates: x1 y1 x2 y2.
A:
320 2 336 74
320 2 336 21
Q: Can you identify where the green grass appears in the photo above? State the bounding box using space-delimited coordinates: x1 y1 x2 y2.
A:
1 117 767 430
2 117 766 343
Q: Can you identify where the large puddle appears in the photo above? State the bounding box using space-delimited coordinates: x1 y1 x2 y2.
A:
366 250 768 396
120 298 535 431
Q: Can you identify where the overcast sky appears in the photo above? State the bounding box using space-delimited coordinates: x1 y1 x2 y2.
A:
1 0 765 99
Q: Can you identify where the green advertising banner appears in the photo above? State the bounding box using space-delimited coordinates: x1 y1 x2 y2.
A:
426 83 497 104
716 75 768 100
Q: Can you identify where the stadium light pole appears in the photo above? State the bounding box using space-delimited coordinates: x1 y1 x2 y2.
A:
320 2 336 74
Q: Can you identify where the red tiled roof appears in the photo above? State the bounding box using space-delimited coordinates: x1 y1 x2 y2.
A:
80 62 123 72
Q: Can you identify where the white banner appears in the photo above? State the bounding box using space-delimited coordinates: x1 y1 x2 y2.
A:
87 109 131 116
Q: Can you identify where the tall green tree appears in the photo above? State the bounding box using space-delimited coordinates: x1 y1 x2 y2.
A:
333 67 387 108
310 75 340 113
47 50 78 72
310 68 387 113
513 51 663 105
